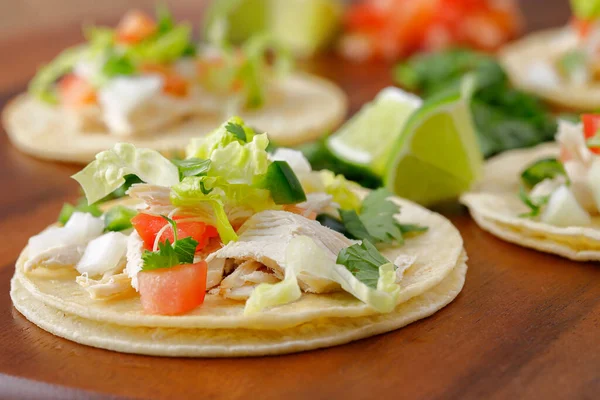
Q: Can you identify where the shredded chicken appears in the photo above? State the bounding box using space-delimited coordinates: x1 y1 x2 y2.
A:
125 231 144 291
296 193 337 216
76 273 135 300
24 244 86 272
208 210 356 294
217 260 280 300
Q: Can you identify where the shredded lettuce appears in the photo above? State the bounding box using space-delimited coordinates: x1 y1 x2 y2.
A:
181 117 276 211
209 133 270 185
186 116 255 159
245 236 400 314
72 143 179 204
244 262 301 315
126 24 193 64
237 34 292 109
170 177 239 243
28 46 87 103
302 170 361 211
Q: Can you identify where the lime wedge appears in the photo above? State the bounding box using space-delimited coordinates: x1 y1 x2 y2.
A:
384 83 483 206
327 87 422 176
270 0 342 57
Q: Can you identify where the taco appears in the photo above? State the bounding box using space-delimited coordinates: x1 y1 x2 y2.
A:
2 8 347 163
500 1 600 111
462 116 600 261
11 117 467 357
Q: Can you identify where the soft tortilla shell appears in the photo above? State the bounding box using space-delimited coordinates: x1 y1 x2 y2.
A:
500 28 600 111
14 196 465 329
10 261 466 357
461 143 600 261
3 73 347 163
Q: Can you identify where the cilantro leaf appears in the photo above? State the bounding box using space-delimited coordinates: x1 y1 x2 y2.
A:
336 240 392 289
171 158 211 180
58 199 103 225
518 186 550 218
141 215 199 271
339 209 374 242
142 240 181 271
141 237 198 271
340 188 427 245
172 237 197 263
225 122 247 142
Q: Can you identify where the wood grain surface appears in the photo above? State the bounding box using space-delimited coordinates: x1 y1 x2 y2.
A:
1 1 597 399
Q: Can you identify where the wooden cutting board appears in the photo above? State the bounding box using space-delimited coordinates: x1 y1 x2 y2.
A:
2 1 598 399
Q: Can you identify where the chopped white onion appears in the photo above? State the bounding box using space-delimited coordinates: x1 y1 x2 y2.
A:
28 212 104 257
77 232 128 277
271 148 312 175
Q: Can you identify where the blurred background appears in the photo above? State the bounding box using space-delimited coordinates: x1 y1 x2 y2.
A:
0 0 570 92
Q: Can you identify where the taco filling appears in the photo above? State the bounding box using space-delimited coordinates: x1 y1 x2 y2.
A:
28 6 290 136
21 117 431 317
517 116 600 226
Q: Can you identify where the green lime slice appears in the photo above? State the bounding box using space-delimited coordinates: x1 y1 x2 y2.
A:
384 81 483 206
326 87 422 176
270 0 342 56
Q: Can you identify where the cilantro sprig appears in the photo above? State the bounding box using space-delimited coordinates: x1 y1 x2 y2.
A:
337 240 391 289
339 189 427 245
141 216 198 271
225 122 248 142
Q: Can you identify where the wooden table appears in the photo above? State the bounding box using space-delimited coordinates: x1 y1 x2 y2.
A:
2 1 598 399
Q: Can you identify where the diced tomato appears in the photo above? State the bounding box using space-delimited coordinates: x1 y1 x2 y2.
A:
342 0 521 60
58 74 96 108
139 261 207 315
582 114 600 154
141 63 189 97
116 10 157 45
283 205 317 220
572 17 593 39
131 213 220 251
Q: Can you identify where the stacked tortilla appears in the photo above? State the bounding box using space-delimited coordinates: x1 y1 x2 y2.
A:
11 194 467 357
3 73 347 163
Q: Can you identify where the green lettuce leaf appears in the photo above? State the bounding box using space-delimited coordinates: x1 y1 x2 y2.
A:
127 24 193 64
237 34 293 109
28 46 87 103
182 117 275 212
244 260 302 315
186 116 256 159
170 177 239 243
72 143 180 204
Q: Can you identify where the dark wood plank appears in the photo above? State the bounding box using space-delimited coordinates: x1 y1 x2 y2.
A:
1 1 598 399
